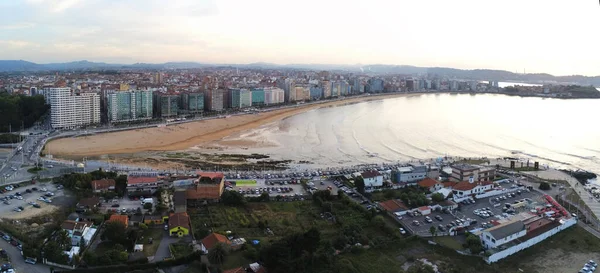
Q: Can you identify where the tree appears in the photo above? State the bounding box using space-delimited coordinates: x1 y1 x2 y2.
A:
56 230 71 250
143 202 153 210
208 242 229 265
139 223 148 230
371 215 386 229
220 190 246 206
102 221 127 244
431 193 445 203
539 182 551 190
259 192 270 202
354 177 365 194
465 233 483 254
429 226 437 238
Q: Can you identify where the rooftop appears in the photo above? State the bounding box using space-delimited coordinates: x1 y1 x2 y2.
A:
451 164 479 172
486 220 526 240
91 179 115 191
379 199 408 212
186 184 222 200
108 214 129 227
201 233 231 250
168 212 190 230
362 170 381 179
127 176 158 185
417 178 440 188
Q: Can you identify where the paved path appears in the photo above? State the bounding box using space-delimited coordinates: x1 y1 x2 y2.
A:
0 237 49 273
154 230 181 261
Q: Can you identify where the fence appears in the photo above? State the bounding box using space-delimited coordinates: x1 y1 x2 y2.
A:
43 259 76 270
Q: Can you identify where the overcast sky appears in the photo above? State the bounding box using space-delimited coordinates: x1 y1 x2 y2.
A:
0 0 598 76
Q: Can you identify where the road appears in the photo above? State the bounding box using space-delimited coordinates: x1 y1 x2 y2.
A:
0 236 49 273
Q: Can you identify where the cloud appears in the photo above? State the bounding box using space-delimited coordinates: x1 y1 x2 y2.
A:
0 23 36 30
0 40 39 48
25 0 81 12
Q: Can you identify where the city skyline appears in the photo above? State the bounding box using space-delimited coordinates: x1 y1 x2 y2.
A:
1 0 599 76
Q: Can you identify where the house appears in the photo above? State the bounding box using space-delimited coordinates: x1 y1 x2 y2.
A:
129 215 144 227
437 199 458 210
480 220 526 249
61 220 94 246
378 199 409 214
417 178 443 192
108 214 129 229
173 190 187 213
417 206 431 216
143 215 165 225
76 197 100 212
361 170 383 188
91 179 115 193
186 172 225 206
168 212 190 237
391 166 427 184
201 233 231 254
127 172 162 195
450 164 496 182
451 181 493 200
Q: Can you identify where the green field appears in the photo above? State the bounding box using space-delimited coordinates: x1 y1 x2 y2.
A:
234 180 257 185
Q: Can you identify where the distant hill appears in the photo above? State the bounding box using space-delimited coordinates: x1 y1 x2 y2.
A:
0 59 599 86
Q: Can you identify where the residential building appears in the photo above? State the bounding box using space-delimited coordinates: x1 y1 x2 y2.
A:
200 233 231 254
144 215 166 225
417 178 443 192
263 87 284 105
61 220 94 246
127 172 161 195
45 87 100 129
229 88 252 108
168 212 191 237
180 92 204 115
155 93 179 117
204 89 225 111
450 181 494 200
480 220 527 249
392 165 427 183
186 172 225 206
292 85 310 102
368 78 384 93
378 199 409 214
108 214 129 228
76 197 100 212
173 190 187 213
361 170 383 188
106 90 153 123
321 80 332 98
251 88 265 106
309 86 323 100
91 179 115 193
451 164 496 182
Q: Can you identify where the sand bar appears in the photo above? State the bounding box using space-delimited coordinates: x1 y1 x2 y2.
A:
45 93 412 157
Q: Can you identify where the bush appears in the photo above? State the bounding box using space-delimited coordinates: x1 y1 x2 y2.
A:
539 182 551 190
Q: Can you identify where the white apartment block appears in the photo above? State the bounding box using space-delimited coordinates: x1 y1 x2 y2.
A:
45 87 100 129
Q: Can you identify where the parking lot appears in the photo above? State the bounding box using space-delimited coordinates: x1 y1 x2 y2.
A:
400 181 548 236
0 182 65 219
230 179 307 197
100 195 155 214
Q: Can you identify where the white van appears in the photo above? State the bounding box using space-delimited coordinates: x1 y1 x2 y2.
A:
141 198 154 205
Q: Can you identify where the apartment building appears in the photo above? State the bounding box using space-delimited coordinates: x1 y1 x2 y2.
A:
45 87 100 129
264 87 284 105
106 90 153 123
451 164 496 182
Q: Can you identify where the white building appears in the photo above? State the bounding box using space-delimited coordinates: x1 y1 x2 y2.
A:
361 170 383 187
45 87 100 129
480 220 527 249
264 87 285 105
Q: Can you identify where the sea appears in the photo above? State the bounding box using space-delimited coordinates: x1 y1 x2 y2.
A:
218 92 600 178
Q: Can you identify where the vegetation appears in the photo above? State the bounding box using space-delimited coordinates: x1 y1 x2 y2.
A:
208 242 229 265
0 133 20 144
169 243 194 259
431 193 444 203
27 167 44 173
354 176 365 194
220 190 246 206
465 233 483 254
54 170 127 197
0 93 49 132
370 187 429 208
561 169 597 185
538 182 551 190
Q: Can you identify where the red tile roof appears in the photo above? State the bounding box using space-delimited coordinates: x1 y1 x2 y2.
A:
417 178 439 188
379 199 408 212
108 214 129 228
201 233 231 250
453 181 492 191
91 179 115 191
196 172 224 180
361 170 381 179
128 176 158 185
168 212 190 230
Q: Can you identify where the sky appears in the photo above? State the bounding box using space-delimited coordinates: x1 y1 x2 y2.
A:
0 0 599 76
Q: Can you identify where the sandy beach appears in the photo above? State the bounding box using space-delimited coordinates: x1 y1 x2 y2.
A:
44 93 412 157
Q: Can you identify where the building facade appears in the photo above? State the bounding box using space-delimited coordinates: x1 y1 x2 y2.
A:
263 87 284 105
204 89 224 111
251 88 265 106
106 90 153 123
180 92 204 115
45 87 100 129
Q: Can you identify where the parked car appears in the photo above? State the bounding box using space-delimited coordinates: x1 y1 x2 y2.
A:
399 228 406 235
24 258 36 265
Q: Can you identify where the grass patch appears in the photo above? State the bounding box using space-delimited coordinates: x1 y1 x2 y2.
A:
434 236 464 250
221 251 252 271
27 167 45 173
141 228 164 257
169 242 193 259
94 241 117 256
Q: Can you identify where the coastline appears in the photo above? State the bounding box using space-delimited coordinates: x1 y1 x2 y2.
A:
44 92 417 157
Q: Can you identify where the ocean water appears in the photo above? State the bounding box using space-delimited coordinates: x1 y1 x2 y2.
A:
220 93 600 174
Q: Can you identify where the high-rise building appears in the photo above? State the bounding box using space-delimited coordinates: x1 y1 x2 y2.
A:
204 89 224 111
229 88 252 108
309 86 323 100
368 78 385 93
405 79 416 92
155 93 179 117
154 73 163 84
251 88 265 106
180 92 204 115
45 87 100 129
107 90 153 123
321 81 332 98
263 87 284 105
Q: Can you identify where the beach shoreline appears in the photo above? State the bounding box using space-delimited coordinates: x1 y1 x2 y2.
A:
44 93 416 157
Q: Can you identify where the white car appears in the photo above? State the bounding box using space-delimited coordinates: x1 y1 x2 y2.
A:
399 228 406 235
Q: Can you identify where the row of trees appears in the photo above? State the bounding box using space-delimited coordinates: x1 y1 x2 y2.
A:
55 170 127 197
0 92 48 132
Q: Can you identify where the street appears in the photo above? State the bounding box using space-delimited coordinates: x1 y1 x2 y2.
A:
0 235 49 273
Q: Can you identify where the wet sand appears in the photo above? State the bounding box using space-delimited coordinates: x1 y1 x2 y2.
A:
44 93 412 157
